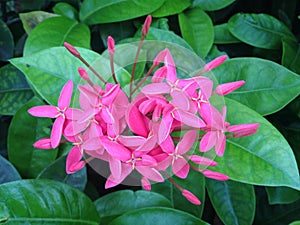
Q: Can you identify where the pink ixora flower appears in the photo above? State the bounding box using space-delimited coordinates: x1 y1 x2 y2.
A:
28 80 73 148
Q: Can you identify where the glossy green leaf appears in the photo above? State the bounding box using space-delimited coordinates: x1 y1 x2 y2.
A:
206 179 255 225
213 57 300 115
152 170 205 217
109 207 209 225
19 11 57 34
228 13 296 49
214 23 240 44
94 190 172 224
7 98 57 178
290 221 300 225
179 8 214 58
24 16 90 56
144 28 193 51
37 155 87 191
0 179 100 224
211 98 300 190
10 47 99 105
255 190 300 225
79 0 165 25
0 155 21 185
0 19 14 61
282 40 300 74
192 0 235 11
266 186 300 204
53 2 79 20
0 64 33 115
152 0 191 17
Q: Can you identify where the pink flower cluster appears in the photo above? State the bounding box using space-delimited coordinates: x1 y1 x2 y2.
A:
28 15 259 205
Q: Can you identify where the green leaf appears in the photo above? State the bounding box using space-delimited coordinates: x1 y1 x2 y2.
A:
7 97 57 178
213 57 300 116
79 0 165 25
228 13 296 49
0 64 33 115
290 221 300 225
19 11 57 35
179 8 214 58
282 40 300 74
144 28 193 51
255 190 300 225
266 186 300 204
214 23 240 44
0 19 14 61
24 16 90 56
0 155 21 185
108 207 209 225
152 0 191 17
53 2 79 20
152 170 205 217
37 155 87 191
192 0 235 11
94 190 172 224
206 180 255 225
0 179 100 224
212 98 300 190
10 47 100 105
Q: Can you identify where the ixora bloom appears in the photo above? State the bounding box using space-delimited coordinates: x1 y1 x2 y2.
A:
28 15 259 205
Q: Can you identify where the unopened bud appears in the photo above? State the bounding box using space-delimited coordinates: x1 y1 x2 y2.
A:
201 170 229 181
33 138 52 149
107 36 115 55
142 15 152 36
182 189 201 205
215 80 245 96
204 55 227 72
64 42 81 58
78 67 90 81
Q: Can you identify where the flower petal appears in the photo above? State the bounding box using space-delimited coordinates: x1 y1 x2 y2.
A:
174 109 206 128
28 105 57 118
33 138 52 149
171 90 189 111
50 116 65 148
199 131 217 152
172 157 190 179
136 167 164 182
142 83 170 95
215 131 226 156
66 146 85 174
100 137 131 161
58 80 73 109
141 177 151 191
176 130 197 154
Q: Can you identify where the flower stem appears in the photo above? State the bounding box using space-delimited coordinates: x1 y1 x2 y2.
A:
131 63 156 94
130 35 145 100
110 54 118 84
78 56 107 85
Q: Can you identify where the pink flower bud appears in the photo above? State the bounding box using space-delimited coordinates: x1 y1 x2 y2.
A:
33 138 53 149
189 155 217 166
78 67 90 81
107 36 115 55
204 55 227 72
201 170 229 181
182 189 201 205
141 177 151 191
227 123 259 137
64 42 80 58
142 15 152 36
215 80 245 96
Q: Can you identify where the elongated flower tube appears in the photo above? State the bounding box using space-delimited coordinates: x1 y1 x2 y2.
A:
182 189 201 205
